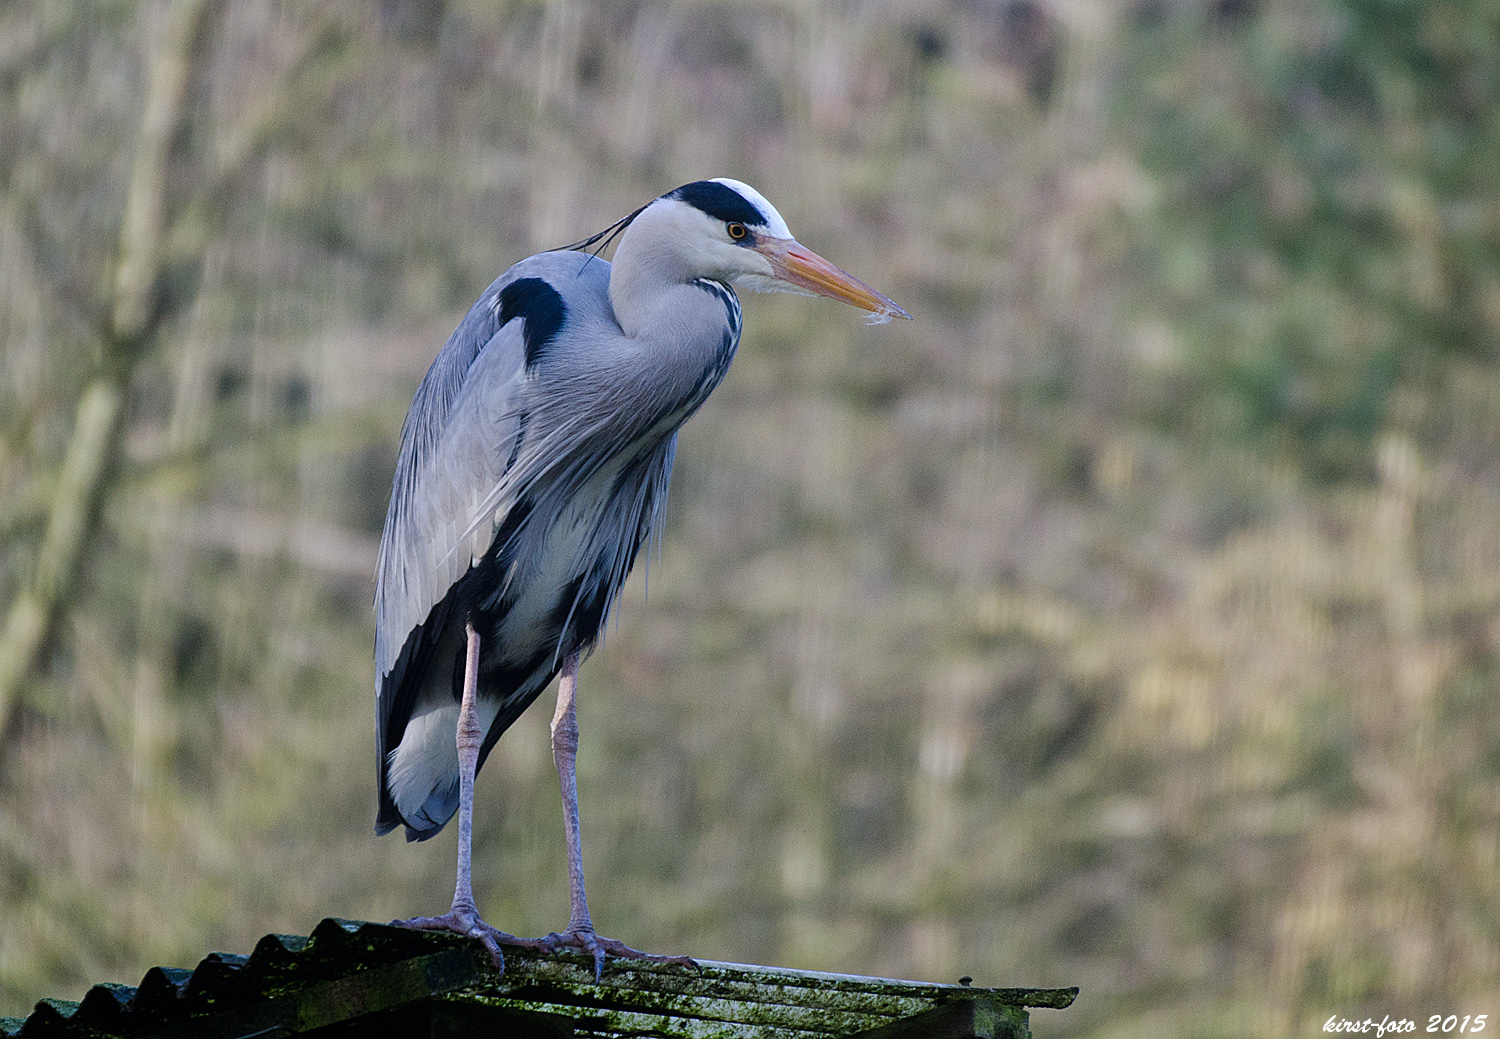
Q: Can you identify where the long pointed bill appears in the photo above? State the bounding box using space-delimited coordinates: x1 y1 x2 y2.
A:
756 238 912 322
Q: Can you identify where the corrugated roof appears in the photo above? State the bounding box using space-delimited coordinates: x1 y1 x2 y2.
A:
1 918 1077 1038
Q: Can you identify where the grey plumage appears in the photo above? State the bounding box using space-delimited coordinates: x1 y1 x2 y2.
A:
375 250 735 838
373 177 907 879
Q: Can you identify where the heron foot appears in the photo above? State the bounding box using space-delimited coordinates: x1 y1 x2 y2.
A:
512 926 696 981
391 906 514 971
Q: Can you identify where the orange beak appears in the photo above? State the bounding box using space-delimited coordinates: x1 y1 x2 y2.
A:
754 237 912 322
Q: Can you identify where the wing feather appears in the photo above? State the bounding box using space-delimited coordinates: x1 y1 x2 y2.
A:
375 254 613 679
375 287 522 682
374 255 617 761
373 248 739 838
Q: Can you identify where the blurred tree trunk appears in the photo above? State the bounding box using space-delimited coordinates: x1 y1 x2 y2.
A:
0 0 217 738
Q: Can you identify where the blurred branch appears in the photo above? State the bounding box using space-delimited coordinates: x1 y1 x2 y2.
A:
125 405 397 486
163 19 350 268
2 179 107 335
0 1 100 95
142 506 378 578
0 0 217 737
0 475 55 546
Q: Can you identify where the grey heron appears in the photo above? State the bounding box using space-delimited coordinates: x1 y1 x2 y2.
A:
375 178 909 975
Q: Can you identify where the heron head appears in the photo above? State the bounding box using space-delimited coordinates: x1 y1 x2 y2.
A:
614 178 911 323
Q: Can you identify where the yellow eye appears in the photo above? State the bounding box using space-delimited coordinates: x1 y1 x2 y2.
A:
727 222 748 240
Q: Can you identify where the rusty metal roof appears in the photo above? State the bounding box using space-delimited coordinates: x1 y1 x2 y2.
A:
1 918 1077 1038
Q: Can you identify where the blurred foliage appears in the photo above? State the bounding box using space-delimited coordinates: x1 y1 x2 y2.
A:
1 1 1497 1037
1118 0 1500 479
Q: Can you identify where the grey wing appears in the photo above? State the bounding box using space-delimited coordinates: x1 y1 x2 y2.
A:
373 285 535 839
374 253 615 683
374 281 527 686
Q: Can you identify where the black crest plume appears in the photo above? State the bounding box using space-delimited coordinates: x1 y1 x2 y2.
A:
562 202 651 270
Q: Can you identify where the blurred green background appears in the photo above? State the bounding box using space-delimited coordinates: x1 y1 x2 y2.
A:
1 0 1497 1034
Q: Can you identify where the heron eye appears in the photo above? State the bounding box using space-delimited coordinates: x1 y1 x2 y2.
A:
727 222 748 241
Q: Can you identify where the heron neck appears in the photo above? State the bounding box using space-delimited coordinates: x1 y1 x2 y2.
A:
610 275 736 363
609 202 732 341
609 258 732 349
605 245 740 422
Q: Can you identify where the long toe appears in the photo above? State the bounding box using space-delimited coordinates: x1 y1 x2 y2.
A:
515 927 695 981
392 908 514 971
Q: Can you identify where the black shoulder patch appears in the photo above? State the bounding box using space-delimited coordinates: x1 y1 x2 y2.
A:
670 181 768 227
499 277 567 368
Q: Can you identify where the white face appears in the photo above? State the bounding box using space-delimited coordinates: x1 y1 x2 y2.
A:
637 194 785 286
703 178 799 294
611 178 911 322
708 178 793 239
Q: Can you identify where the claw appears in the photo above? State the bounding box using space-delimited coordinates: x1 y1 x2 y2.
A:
392 908 513 972
510 926 695 980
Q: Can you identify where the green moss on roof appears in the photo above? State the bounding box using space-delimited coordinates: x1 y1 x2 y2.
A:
2 919 1076 1038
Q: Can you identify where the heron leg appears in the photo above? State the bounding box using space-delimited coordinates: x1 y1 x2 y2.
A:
392 622 512 971
512 652 695 980
553 651 593 934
